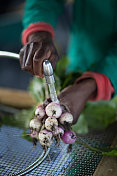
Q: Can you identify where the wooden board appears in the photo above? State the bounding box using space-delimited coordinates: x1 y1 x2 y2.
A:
93 134 117 176
0 87 36 108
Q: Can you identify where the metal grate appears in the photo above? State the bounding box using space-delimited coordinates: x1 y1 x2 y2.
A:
0 123 117 176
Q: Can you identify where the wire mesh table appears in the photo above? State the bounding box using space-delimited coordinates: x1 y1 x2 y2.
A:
0 122 117 176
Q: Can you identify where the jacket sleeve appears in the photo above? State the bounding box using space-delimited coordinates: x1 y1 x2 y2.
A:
92 42 117 96
75 72 114 101
23 0 64 30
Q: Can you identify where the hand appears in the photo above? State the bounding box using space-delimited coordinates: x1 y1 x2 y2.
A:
58 78 97 124
19 31 59 77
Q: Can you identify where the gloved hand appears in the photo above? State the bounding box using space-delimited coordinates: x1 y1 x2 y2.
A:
19 31 59 77
58 78 97 124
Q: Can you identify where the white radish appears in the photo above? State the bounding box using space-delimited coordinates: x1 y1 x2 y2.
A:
53 126 64 137
39 129 53 147
29 118 42 131
35 105 45 119
30 129 38 139
45 102 62 118
53 126 64 146
45 117 58 131
59 112 73 125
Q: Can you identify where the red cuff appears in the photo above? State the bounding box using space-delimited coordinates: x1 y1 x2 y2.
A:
76 72 114 101
22 22 54 45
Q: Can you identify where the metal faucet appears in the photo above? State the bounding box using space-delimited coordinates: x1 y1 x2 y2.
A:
43 60 59 103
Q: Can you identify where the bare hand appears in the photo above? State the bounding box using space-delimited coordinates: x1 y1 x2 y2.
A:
19 31 59 77
58 78 97 124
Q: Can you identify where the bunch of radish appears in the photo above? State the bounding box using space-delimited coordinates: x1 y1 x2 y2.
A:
29 101 76 149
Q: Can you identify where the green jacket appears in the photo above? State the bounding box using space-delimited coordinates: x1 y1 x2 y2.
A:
23 0 117 95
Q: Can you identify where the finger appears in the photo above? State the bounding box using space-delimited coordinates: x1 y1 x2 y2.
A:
24 43 36 74
19 48 24 59
33 50 45 77
48 45 59 69
19 45 26 67
20 44 29 70
33 47 52 77
49 53 59 70
25 43 34 66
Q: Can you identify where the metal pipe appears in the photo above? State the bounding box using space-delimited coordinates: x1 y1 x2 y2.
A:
0 51 19 59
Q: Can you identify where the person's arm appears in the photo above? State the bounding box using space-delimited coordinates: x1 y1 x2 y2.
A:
57 70 114 124
57 42 117 124
72 41 117 102
75 72 114 101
